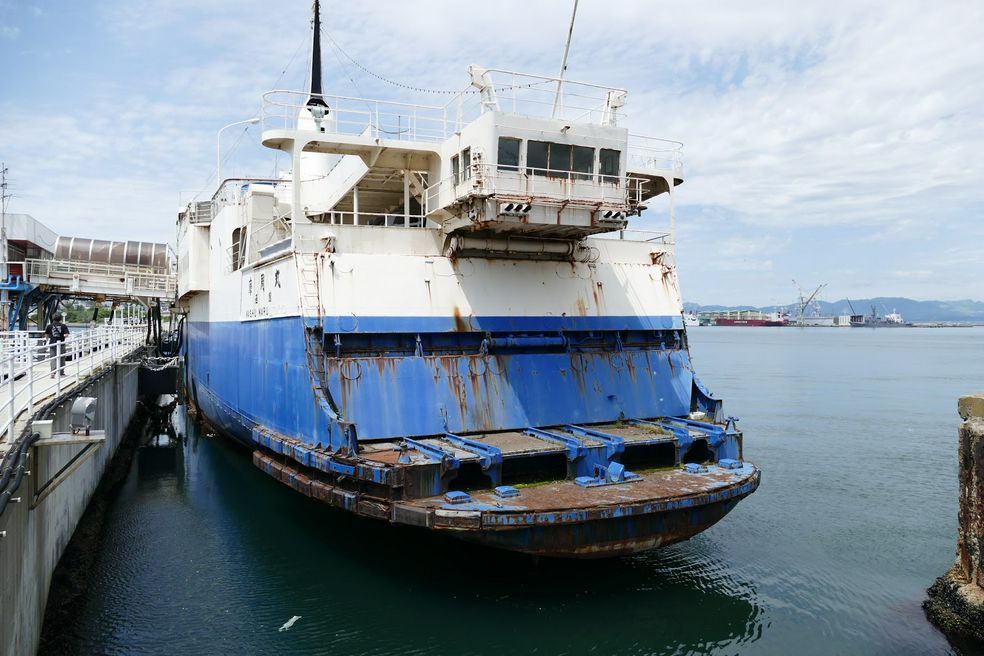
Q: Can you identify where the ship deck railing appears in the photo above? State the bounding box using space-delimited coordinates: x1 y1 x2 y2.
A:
596 229 673 244
262 91 451 143
260 74 684 163
0 325 145 449
627 135 684 177
318 210 429 229
423 163 650 214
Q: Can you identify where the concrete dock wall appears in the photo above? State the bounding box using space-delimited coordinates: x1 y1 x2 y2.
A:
925 393 984 644
0 363 140 656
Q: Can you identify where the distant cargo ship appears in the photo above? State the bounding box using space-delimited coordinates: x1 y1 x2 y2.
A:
712 310 787 327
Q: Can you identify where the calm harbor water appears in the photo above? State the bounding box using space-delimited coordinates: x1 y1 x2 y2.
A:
40 327 984 655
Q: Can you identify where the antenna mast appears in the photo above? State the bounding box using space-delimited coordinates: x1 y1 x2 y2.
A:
551 0 579 119
307 0 328 108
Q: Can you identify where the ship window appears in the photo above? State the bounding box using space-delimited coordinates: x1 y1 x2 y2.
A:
451 154 460 185
527 140 549 175
498 137 521 171
548 143 572 177
231 226 247 271
600 148 620 180
572 145 594 180
461 147 472 180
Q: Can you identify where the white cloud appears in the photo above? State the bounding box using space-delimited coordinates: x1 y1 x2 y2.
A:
0 0 981 302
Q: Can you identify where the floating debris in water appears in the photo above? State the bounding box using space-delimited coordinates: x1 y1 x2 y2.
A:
278 615 301 632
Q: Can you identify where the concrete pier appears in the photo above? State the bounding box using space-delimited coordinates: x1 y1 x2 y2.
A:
0 360 142 656
925 393 984 644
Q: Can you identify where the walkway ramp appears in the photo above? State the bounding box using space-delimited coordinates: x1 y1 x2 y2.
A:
0 326 145 454
24 258 175 301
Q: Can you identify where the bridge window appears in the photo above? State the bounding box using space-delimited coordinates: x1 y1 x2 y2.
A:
498 137 520 171
600 148 621 181
573 145 594 179
527 140 549 175
462 147 472 181
548 143 572 176
527 141 597 179
451 154 460 185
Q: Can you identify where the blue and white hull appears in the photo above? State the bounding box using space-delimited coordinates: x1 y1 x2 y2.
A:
176 30 759 556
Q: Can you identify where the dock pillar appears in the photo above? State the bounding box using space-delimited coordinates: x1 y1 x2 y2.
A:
925 393 984 644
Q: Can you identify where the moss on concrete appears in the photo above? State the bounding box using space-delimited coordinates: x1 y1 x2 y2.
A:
924 566 984 645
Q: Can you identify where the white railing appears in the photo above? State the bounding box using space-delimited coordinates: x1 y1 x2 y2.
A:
321 210 428 229
0 331 44 373
627 135 684 176
0 325 145 440
212 178 289 214
596 229 673 244
260 72 676 139
262 91 451 143
424 164 647 214
26 258 176 297
443 69 626 127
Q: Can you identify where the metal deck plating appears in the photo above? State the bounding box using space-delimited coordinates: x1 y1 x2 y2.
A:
238 414 757 557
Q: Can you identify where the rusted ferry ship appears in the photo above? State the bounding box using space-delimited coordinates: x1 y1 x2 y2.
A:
176 2 759 557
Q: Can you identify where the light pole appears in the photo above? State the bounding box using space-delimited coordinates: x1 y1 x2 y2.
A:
216 118 260 187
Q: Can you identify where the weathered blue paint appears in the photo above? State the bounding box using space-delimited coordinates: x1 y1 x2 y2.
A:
444 490 472 504
574 461 641 487
494 485 521 499
186 314 693 448
564 424 626 459
443 432 503 485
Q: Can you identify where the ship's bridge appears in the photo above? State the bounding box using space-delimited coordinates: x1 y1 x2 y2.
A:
260 69 682 241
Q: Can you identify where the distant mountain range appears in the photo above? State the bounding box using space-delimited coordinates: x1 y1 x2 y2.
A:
683 297 984 322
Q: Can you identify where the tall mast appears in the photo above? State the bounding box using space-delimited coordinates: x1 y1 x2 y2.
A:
307 1 328 108
551 0 579 119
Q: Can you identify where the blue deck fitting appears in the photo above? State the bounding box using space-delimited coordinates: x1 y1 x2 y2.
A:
684 463 708 474
444 490 472 504
525 427 585 461
401 438 460 475
443 432 503 486
525 427 614 478
493 485 520 499
661 416 741 461
564 424 625 459
574 462 642 487
629 418 693 462
718 458 743 470
662 417 725 446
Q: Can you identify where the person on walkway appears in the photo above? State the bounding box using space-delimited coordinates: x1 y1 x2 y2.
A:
44 313 70 378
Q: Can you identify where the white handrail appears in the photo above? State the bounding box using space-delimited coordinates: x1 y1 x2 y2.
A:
0 325 146 441
24 258 176 296
424 163 649 214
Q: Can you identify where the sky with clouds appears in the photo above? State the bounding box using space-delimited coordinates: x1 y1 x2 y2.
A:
1 0 981 305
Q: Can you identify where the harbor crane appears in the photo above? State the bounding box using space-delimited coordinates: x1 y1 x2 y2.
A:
792 280 827 324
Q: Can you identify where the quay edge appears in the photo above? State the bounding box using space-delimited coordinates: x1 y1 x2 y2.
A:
0 359 157 656
924 392 984 646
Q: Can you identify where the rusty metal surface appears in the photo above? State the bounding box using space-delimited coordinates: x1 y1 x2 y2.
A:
410 464 758 521
251 444 759 557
